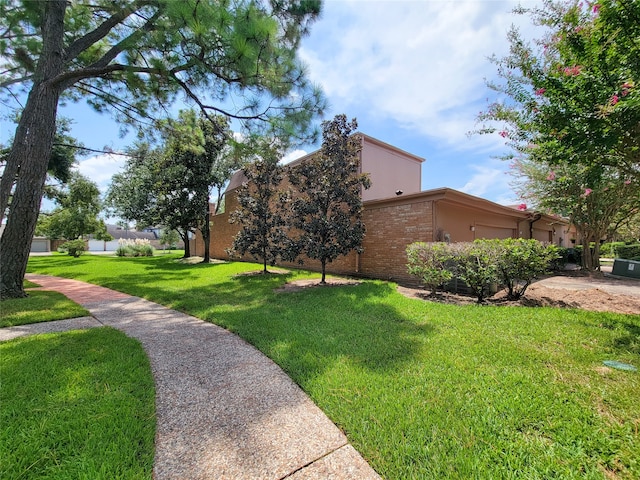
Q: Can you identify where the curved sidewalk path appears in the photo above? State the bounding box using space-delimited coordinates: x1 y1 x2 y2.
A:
3 274 381 480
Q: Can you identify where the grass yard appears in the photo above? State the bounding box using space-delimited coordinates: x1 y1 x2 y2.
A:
25 253 640 479
0 287 89 327
0 328 156 479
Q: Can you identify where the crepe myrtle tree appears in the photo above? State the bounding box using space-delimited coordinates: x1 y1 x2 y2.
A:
474 0 640 270
288 115 371 284
0 0 325 298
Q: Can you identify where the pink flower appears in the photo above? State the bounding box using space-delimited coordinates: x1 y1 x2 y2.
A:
624 180 631 185
563 65 582 76
592 3 601 14
546 171 556 181
518 203 527 211
610 94 619 105
535 88 546 96
583 188 593 197
499 130 508 138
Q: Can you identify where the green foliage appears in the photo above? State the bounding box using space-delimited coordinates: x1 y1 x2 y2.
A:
229 139 291 272
159 229 180 250
0 328 155 478
448 241 501 303
406 239 558 301
475 0 640 271
0 0 326 298
40 172 108 241
485 238 559 300
601 241 627 257
406 242 453 294
616 244 640 261
59 239 86 257
288 115 371 283
1 0 326 142
107 112 238 259
26 254 640 479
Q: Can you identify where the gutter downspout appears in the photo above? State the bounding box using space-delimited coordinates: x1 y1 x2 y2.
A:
529 213 542 239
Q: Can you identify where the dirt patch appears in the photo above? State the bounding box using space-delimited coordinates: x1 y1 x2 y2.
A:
234 268 291 277
176 257 227 265
275 278 361 293
397 281 640 315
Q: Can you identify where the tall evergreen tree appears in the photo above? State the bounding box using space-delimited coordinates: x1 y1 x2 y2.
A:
0 0 325 298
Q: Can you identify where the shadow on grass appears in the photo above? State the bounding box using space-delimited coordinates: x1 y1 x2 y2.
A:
191 279 433 381
27 255 434 383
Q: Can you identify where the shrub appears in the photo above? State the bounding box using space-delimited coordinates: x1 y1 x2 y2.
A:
406 238 559 302
616 243 640 261
115 239 155 257
406 242 453 295
600 242 626 258
59 239 86 257
448 241 501 303
487 238 559 300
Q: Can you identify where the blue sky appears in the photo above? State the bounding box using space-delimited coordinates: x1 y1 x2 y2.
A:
4 0 545 207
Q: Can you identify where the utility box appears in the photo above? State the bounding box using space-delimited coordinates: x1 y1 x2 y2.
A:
612 259 640 279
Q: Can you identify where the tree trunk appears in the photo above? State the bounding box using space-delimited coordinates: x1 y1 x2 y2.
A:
581 235 594 271
181 229 191 258
320 259 326 284
202 207 210 263
0 1 67 299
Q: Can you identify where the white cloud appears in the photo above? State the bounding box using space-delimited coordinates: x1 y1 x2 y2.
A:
301 0 542 148
281 149 307 164
74 153 126 194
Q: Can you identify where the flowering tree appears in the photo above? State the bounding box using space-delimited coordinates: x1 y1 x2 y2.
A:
514 160 639 270
476 0 640 270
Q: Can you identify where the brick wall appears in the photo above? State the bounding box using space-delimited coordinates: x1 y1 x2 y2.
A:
358 199 433 283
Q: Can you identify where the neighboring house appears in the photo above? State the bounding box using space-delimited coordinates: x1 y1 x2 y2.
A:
191 133 574 284
87 224 158 251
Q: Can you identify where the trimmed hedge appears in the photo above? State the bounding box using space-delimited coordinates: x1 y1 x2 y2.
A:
616 244 640 261
406 239 559 302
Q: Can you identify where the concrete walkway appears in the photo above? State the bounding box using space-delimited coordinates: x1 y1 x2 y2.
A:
2 274 381 480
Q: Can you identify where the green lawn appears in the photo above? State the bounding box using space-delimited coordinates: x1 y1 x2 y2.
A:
0 328 155 479
25 253 640 479
0 288 89 327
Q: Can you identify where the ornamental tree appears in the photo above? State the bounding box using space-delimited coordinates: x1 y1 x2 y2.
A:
229 139 291 273
0 0 325 298
475 0 640 270
288 115 371 283
513 159 639 270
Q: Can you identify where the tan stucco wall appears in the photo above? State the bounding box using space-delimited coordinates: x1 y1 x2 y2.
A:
360 137 423 201
435 202 519 243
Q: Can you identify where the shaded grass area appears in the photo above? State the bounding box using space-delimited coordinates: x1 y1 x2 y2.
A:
0 328 155 479
0 290 89 327
27 254 640 479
